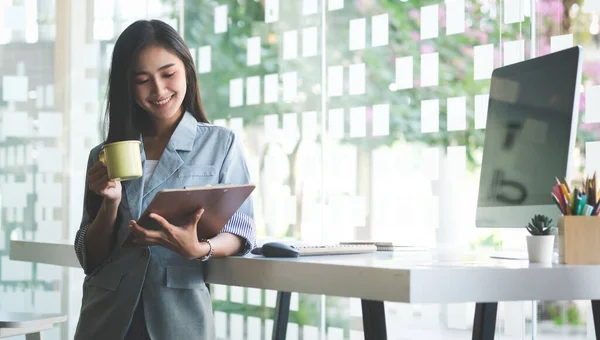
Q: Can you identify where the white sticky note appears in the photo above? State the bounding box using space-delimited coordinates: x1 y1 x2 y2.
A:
350 331 364 340
230 286 244 303
248 317 262 340
474 44 494 80
350 298 362 317
214 5 228 34
303 0 318 15
2 76 28 102
475 94 489 129
265 290 277 308
349 63 366 95
421 99 439 133
247 288 262 306
395 56 413 90
229 78 244 107
264 74 279 103
350 107 366 137
328 327 344 340
420 53 439 87
198 46 211 73
328 66 344 97
38 112 62 137
229 117 244 135
265 0 279 23
247 37 261 66
586 142 600 177
304 326 319 339
329 0 344 11
283 113 298 137
265 319 274 340
372 104 389 136
282 72 297 102
421 5 439 40
446 0 465 35
230 314 244 339
503 40 524 66
45 85 54 107
283 30 298 60
551 34 573 53
246 76 261 105
372 14 389 46
328 108 345 139
213 119 227 127
349 18 366 51
586 86 600 123
302 111 318 140
447 96 466 131
302 27 318 57
447 145 466 178
264 114 279 136
504 0 525 24
214 311 227 339
290 293 299 311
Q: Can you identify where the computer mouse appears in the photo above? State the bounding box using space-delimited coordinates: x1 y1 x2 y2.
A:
260 242 300 258
250 247 262 255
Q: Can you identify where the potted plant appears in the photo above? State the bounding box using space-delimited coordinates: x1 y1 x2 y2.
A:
525 214 556 263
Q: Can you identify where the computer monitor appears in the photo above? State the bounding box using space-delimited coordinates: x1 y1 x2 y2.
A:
476 46 582 228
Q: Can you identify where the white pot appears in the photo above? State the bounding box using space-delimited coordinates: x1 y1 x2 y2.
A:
526 235 555 264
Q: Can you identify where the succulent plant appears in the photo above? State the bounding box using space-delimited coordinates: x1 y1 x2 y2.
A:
526 214 555 236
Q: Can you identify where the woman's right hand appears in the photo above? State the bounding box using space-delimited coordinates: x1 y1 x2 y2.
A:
87 152 122 203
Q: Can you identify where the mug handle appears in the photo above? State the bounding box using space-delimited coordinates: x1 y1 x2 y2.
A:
99 149 105 164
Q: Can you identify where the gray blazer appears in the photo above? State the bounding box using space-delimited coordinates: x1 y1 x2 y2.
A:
73 112 256 339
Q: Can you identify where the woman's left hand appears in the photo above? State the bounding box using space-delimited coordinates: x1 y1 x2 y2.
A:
128 208 207 260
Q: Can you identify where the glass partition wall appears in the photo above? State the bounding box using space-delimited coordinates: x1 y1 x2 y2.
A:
0 0 597 338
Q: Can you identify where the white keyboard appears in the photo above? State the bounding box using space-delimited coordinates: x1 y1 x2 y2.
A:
292 244 377 256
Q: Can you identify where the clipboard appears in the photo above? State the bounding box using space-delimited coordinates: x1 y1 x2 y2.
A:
122 184 255 247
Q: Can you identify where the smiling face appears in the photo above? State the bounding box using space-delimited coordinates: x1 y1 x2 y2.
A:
132 44 187 128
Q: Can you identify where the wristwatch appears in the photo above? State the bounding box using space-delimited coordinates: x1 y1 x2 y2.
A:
197 238 214 262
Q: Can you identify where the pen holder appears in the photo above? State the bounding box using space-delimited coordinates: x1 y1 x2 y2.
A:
558 216 600 264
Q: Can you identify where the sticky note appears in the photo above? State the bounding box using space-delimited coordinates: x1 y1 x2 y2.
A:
214 311 227 339
198 46 211 73
328 66 344 96
421 5 439 40
349 18 366 50
372 14 389 46
214 5 228 34
247 288 261 306
350 298 362 317
586 142 600 177
396 56 413 90
328 108 345 139
265 319 273 340
230 314 244 339
283 30 298 60
303 326 319 339
247 317 262 340
420 53 439 87
329 0 344 11
372 104 390 136
328 327 344 340
288 323 299 340
474 94 489 129
446 0 465 35
283 113 298 137
447 97 466 131
230 286 244 303
302 111 318 140
350 331 364 340
265 0 279 23
349 63 366 95
474 44 494 80
303 0 318 15
504 0 524 24
229 78 244 107
282 72 297 102
246 76 261 105
302 26 318 57
503 40 524 66
587 86 600 123
265 290 277 308
350 107 366 137
264 74 279 103
2 76 28 102
290 293 299 311
551 34 573 53
421 99 439 133
247 37 261 66
264 114 279 136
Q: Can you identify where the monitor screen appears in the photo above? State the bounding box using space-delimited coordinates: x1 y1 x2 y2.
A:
476 46 582 228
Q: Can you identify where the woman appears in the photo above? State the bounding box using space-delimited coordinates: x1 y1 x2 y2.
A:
73 19 255 339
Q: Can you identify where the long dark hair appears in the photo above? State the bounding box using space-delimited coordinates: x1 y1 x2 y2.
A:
104 19 209 143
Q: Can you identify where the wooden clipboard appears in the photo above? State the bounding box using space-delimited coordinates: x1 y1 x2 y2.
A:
122 184 255 247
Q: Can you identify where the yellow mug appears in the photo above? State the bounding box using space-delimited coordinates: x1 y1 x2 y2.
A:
99 140 143 181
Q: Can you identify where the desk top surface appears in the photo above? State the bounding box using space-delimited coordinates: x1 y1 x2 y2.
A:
0 312 66 328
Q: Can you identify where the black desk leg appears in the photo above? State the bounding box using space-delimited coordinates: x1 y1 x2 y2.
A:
472 302 498 340
272 291 291 340
361 299 387 340
591 300 600 339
